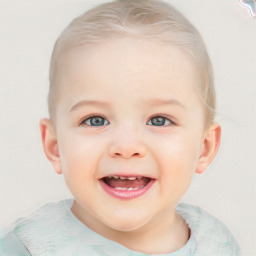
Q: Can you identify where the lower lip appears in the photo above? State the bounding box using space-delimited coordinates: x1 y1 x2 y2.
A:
100 179 155 200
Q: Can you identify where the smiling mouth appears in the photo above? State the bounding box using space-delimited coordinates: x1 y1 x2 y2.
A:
102 176 151 191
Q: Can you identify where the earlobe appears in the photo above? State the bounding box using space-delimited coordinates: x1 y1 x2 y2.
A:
39 118 62 174
196 123 221 174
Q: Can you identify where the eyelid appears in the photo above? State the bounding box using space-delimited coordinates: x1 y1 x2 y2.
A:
79 114 109 126
78 113 177 127
147 114 177 126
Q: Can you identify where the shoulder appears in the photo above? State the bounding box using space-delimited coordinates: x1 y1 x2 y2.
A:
177 203 241 256
1 199 74 255
0 231 31 255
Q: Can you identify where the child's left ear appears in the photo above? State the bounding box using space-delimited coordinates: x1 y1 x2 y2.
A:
196 123 221 174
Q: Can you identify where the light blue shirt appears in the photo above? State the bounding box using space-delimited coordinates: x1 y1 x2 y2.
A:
0 199 241 255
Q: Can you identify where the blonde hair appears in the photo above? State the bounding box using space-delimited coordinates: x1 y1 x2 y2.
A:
49 0 215 125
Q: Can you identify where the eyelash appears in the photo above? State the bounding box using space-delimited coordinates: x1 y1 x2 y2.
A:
79 114 176 127
79 114 109 127
147 114 175 126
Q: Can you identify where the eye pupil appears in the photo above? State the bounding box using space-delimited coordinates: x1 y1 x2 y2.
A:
90 117 105 126
152 117 165 126
81 115 109 127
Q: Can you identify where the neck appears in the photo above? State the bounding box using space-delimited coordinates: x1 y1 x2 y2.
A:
112 212 189 254
72 203 190 254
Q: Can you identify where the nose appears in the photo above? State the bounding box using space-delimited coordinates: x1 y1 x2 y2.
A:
108 127 146 159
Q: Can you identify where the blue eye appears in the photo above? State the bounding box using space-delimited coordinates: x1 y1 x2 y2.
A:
147 116 173 126
82 116 109 126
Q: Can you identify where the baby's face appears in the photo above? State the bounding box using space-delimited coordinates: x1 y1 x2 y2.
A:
53 38 209 232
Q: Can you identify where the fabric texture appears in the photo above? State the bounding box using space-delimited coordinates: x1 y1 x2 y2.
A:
0 231 31 256
0 199 241 256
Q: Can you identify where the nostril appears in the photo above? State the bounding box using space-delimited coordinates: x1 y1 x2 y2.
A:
137 153 147 159
111 151 144 159
109 142 146 159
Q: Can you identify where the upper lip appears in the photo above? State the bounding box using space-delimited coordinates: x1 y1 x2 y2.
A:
99 173 155 180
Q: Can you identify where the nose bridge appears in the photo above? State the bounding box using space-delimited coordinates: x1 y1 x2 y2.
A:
108 123 146 158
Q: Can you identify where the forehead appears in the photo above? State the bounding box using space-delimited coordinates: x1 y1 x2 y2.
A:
58 37 202 107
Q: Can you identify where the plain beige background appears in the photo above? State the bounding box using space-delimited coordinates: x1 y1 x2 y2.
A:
0 0 255 255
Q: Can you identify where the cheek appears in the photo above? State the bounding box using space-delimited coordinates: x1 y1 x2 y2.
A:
57 132 104 181
152 132 200 192
154 131 200 165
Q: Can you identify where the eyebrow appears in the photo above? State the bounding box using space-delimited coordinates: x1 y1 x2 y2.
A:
144 98 186 109
70 100 111 112
69 98 186 112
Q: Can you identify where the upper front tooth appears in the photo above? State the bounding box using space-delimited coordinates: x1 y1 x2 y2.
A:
111 176 138 180
128 177 136 180
120 176 137 180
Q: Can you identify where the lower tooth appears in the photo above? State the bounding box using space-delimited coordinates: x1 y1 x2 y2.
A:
127 187 137 191
114 187 139 191
115 187 126 190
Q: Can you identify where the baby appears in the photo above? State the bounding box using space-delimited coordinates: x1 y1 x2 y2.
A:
0 0 241 255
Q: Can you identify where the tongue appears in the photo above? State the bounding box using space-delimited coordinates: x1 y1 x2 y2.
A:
104 177 150 189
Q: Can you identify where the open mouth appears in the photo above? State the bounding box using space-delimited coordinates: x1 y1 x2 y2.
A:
102 176 151 191
100 175 154 199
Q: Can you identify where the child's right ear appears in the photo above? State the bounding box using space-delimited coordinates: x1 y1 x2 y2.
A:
39 118 62 175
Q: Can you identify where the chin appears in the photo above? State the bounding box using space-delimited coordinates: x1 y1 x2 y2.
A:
101 211 152 233
109 223 145 233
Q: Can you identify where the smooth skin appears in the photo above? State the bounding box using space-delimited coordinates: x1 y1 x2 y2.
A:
40 37 221 254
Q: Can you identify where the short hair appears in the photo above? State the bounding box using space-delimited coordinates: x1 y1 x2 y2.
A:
48 0 215 125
